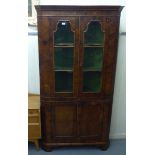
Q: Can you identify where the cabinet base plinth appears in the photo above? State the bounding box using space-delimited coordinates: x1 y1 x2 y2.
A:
41 140 110 151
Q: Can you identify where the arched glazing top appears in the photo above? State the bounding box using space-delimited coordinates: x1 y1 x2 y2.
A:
54 21 74 45
84 21 104 45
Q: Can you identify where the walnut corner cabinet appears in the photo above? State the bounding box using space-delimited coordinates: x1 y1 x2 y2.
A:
35 5 124 151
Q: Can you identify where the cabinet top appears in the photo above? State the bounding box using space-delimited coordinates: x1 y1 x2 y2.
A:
35 5 124 13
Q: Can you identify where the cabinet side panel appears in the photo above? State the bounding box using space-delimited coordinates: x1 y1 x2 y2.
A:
103 16 120 95
37 17 53 96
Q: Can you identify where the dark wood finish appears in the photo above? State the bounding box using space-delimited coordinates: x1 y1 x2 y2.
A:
35 5 123 151
52 103 77 138
78 101 103 138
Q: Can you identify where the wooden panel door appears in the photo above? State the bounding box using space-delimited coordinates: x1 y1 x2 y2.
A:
78 101 112 142
51 102 77 141
78 101 104 140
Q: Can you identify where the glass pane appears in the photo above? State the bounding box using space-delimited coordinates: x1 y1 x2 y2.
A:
54 47 73 70
84 47 103 70
54 21 74 44
55 71 73 92
83 71 102 92
84 21 104 45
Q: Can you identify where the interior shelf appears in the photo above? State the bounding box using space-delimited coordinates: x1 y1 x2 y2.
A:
83 44 103 47
83 69 102 72
54 43 74 47
54 69 73 72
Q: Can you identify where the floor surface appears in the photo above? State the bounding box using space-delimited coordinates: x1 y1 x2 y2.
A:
28 139 126 155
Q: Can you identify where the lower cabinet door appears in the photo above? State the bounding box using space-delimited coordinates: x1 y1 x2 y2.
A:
78 101 104 141
51 102 77 141
42 100 111 143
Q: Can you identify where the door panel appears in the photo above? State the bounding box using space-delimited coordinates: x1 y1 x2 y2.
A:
52 103 77 139
78 101 112 141
78 101 103 139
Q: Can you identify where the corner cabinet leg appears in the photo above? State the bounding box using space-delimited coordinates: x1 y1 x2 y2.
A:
41 142 53 152
34 139 39 150
98 141 110 151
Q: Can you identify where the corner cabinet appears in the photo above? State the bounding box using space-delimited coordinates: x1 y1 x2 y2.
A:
35 5 123 151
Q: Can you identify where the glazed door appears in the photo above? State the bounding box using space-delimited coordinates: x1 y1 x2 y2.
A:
79 17 106 97
79 16 119 96
49 17 79 97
